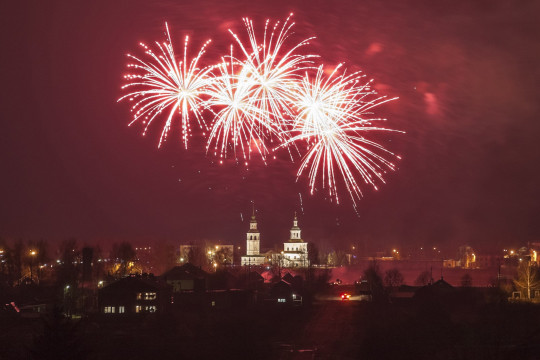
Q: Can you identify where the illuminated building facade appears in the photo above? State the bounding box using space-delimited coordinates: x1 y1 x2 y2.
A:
282 214 309 268
241 213 266 266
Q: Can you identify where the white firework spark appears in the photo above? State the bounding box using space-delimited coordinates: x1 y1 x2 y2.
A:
284 64 401 208
204 51 275 162
228 14 316 138
119 23 212 148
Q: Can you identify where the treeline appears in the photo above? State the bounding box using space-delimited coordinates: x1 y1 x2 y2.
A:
0 238 178 287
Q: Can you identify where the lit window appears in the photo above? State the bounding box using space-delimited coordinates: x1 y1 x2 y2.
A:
147 305 156 313
104 306 115 313
143 292 157 300
136 293 142 300
118 306 125 313
277 298 286 303
135 305 142 313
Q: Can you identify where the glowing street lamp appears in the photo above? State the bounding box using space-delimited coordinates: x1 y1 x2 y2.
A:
29 250 37 282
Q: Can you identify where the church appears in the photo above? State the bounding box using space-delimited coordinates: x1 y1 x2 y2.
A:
281 213 309 268
240 212 266 266
241 211 309 268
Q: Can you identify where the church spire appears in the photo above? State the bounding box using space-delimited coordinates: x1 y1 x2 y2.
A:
290 212 301 240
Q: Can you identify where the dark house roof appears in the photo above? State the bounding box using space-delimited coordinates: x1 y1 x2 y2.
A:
282 273 295 283
269 280 294 298
248 271 264 282
100 275 169 295
414 277 455 299
161 263 208 281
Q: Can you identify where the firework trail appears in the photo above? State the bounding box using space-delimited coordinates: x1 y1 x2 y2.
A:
204 50 275 162
205 14 316 162
284 64 401 208
119 24 212 148
228 14 316 138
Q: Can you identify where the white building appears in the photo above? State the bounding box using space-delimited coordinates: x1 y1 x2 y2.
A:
282 213 309 268
241 213 266 266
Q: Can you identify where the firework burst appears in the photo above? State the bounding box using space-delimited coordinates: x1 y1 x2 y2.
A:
205 14 317 162
119 24 212 148
204 51 275 162
119 16 403 209
228 14 316 137
284 64 401 208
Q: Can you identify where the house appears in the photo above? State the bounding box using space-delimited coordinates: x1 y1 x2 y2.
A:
207 270 238 290
414 277 455 302
98 274 171 315
237 271 264 290
267 280 302 306
161 263 208 292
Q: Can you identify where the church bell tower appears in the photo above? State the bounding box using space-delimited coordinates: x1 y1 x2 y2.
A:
246 211 260 256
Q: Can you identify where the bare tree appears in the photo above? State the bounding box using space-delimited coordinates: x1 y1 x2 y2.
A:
56 239 81 287
307 242 320 266
415 270 431 286
110 241 136 277
186 245 206 267
329 250 348 267
13 239 25 284
384 268 404 288
461 273 473 287
514 262 540 299
364 261 385 302
214 247 233 266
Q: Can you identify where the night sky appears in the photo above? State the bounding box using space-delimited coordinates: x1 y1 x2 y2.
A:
2 0 539 254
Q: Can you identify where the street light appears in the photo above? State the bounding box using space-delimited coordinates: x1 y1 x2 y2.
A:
29 250 37 283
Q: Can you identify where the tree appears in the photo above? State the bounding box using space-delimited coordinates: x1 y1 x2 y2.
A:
214 246 233 266
363 261 385 302
460 273 472 287
415 270 431 286
110 241 136 277
307 242 320 266
35 239 50 283
153 242 177 274
329 250 348 267
514 262 540 299
186 245 206 267
30 306 87 360
384 268 404 289
12 239 25 284
56 239 81 286
56 239 81 315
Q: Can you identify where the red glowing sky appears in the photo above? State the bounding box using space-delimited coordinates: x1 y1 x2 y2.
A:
1 0 539 253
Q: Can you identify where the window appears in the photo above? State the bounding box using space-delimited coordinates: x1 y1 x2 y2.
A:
277 298 286 303
135 305 156 313
143 292 157 300
118 306 125 314
136 292 142 300
104 306 115 313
